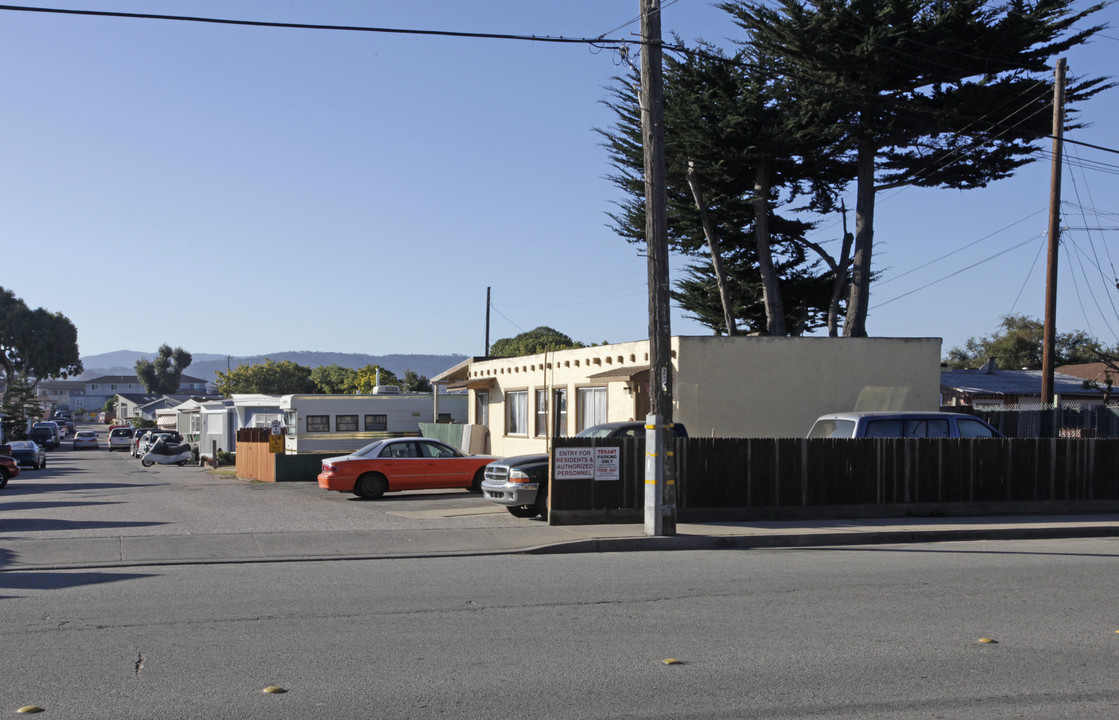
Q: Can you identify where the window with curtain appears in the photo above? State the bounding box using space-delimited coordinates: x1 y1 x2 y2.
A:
577 387 607 431
507 391 528 435
553 388 567 437
535 389 548 436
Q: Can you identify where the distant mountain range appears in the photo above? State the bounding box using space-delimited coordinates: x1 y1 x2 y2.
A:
79 350 469 386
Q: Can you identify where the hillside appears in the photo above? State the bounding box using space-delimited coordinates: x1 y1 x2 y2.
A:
80 350 469 386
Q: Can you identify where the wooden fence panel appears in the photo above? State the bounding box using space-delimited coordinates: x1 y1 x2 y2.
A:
550 436 1119 523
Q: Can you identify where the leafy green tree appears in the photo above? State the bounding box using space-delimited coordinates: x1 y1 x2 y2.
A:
0 373 41 441
489 327 585 358
310 364 358 394
599 48 846 336
946 315 1107 370
727 0 1111 337
354 365 400 393
135 344 192 394
213 359 316 396
0 287 83 406
401 369 432 393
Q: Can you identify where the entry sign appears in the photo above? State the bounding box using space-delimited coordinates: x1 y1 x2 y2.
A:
269 419 284 453
554 447 620 481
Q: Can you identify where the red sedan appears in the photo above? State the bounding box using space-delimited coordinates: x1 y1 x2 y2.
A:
317 437 497 499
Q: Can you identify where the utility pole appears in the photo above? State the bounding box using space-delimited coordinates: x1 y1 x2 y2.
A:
485 286 491 357
1041 58 1066 412
640 0 675 536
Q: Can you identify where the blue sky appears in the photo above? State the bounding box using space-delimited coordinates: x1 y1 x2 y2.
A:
2 0 1117 363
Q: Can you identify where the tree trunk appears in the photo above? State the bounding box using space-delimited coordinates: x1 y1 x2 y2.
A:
753 159 785 335
827 230 853 337
686 162 737 336
844 135 876 338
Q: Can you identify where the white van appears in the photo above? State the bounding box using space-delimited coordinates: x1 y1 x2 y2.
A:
807 411 1004 439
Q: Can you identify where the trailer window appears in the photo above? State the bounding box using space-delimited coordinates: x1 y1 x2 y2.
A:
365 414 387 431
336 415 358 432
307 415 329 432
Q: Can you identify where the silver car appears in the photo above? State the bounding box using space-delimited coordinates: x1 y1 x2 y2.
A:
807 411 1004 439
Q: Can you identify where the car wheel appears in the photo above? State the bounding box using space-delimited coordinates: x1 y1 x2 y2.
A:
467 468 485 493
41 458 46 469
507 505 538 519
354 473 387 500
0 469 8 489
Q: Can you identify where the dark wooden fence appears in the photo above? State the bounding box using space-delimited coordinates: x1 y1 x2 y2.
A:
549 436 1119 524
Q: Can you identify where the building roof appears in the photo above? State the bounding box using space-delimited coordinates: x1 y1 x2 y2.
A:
941 368 1102 398
1055 362 1115 384
36 380 86 390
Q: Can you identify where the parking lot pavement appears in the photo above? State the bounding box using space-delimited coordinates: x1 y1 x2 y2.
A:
5 429 1119 570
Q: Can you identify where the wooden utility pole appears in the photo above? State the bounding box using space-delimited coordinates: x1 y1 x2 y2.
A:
1041 58 1066 409
485 286 491 356
640 0 675 536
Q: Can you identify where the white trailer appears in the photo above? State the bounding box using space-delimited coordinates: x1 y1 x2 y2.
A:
280 391 467 454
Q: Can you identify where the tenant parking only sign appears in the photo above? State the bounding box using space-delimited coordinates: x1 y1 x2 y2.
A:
554 446 620 481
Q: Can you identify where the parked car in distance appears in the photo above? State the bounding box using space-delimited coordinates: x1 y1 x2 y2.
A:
0 453 20 489
8 440 46 469
29 424 60 450
481 420 690 519
107 426 136 452
72 430 100 450
806 411 1005 439
317 437 497 499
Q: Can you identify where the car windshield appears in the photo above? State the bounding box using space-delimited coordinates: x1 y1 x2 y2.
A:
807 419 857 438
352 440 388 458
575 425 623 438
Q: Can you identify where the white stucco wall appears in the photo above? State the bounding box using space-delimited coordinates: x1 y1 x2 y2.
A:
456 335 942 455
673 336 942 438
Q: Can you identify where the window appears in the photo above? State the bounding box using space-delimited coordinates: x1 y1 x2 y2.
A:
385 441 418 458
906 419 949 438
336 414 358 432
307 415 330 432
506 390 528 435
364 414 387 431
958 419 998 438
577 387 607 431
554 388 567 437
91 384 99 390
535 389 548 436
475 391 489 426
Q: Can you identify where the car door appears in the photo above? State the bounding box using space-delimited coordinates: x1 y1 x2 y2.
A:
377 440 426 490
417 440 467 488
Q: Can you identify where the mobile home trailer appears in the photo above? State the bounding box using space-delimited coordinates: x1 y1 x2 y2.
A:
280 392 467 454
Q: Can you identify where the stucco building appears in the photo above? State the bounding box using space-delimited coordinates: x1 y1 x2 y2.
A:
434 336 942 456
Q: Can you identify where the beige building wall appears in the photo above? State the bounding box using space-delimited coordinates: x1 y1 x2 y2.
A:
674 336 942 438
461 340 655 457
447 335 941 455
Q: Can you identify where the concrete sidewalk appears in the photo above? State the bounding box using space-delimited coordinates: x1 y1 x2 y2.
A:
4 514 1119 571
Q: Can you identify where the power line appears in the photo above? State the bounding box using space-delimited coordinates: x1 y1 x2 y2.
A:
0 3 636 46
873 233 1044 309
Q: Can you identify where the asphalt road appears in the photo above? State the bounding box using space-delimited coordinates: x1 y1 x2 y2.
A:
4 540 1119 718
4 432 1119 718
